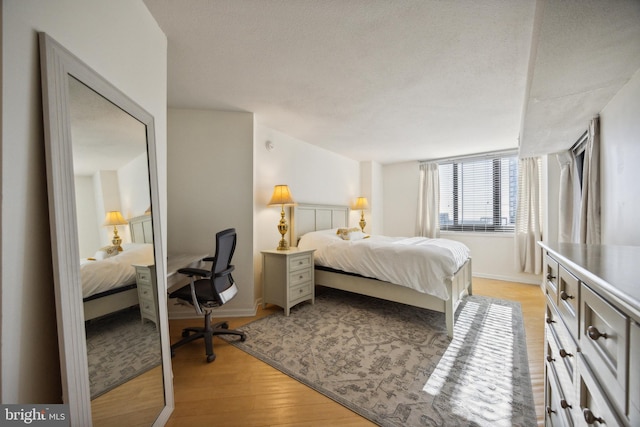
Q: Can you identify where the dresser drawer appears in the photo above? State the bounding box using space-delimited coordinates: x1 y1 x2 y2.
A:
557 266 579 340
546 253 560 302
140 297 156 316
289 282 313 304
545 363 576 427
580 283 628 417
630 321 640 426
578 353 625 427
289 253 312 272
546 308 577 398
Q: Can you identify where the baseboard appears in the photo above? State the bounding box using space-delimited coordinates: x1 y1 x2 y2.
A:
472 272 542 286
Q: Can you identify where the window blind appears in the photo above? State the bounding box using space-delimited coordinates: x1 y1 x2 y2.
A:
438 152 518 232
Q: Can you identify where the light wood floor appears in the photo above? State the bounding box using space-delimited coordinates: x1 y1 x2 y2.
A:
166 277 546 427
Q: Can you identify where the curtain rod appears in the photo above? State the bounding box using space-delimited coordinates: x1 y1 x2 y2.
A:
420 148 518 165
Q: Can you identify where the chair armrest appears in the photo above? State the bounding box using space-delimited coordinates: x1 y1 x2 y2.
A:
214 265 235 278
177 267 211 277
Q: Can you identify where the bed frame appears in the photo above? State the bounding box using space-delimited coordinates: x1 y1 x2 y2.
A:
83 214 153 321
290 203 472 338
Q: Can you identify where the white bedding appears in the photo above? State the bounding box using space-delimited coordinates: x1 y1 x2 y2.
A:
80 243 154 299
297 229 470 300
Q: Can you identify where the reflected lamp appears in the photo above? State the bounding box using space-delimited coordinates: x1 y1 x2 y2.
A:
354 197 369 232
103 211 128 251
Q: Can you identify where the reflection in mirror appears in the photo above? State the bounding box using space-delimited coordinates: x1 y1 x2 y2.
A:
68 77 164 425
39 32 173 426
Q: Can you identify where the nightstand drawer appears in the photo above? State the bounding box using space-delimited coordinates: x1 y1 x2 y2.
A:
140 298 156 316
138 283 155 302
289 253 312 271
289 268 312 287
290 282 312 304
136 268 153 285
580 283 627 415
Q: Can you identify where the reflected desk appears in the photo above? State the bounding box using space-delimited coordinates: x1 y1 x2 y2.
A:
166 253 209 319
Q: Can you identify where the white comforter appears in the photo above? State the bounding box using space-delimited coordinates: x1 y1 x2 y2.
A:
80 243 154 299
297 229 470 300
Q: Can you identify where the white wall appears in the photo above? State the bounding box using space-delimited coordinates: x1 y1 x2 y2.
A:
1 0 167 403
254 123 360 299
167 108 254 316
75 176 102 258
382 161 541 284
360 161 383 234
600 69 640 245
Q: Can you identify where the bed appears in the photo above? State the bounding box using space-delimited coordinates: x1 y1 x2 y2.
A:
83 214 154 320
290 204 472 338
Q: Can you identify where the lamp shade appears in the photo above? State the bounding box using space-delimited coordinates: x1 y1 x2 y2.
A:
268 185 296 206
103 211 128 226
354 197 369 210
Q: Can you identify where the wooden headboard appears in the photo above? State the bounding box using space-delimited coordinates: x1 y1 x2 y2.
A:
128 214 153 244
290 204 349 246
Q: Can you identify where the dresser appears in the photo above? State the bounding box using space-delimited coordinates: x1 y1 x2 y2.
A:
134 264 158 326
539 242 640 427
262 248 315 315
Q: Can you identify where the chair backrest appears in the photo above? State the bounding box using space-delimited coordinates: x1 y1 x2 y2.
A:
210 228 237 305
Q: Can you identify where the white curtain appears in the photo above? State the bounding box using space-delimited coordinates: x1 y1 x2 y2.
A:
556 151 581 242
579 117 601 244
416 162 439 238
515 157 542 274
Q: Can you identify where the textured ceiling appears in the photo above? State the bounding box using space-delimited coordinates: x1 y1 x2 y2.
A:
144 0 640 163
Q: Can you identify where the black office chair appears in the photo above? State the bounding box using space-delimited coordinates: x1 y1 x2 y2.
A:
169 228 246 362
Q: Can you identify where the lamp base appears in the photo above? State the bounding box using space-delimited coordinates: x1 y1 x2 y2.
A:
112 228 124 251
276 237 289 251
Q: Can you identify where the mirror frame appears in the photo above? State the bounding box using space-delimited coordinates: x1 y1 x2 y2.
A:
39 32 174 425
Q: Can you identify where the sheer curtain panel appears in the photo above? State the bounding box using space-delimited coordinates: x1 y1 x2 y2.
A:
556 150 581 242
515 157 542 274
416 162 439 238
579 117 601 244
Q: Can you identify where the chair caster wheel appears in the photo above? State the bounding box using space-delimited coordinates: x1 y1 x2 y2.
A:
206 354 216 363
240 334 246 342
182 330 189 338
221 322 229 329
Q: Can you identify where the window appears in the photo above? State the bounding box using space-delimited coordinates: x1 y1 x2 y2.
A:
438 152 518 232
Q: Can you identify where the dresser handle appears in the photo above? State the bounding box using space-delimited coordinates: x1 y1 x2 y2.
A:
545 317 556 324
583 408 603 424
560 290 574 301
587 325 608 341
546 406 556 415
560 399 572 409
559 349 573 358
546 273 556 280
546 355 555 363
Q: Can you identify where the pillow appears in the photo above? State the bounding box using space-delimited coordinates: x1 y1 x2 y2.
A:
94 245 119 260
336 227 367 241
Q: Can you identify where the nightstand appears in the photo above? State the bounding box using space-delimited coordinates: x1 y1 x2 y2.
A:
262 248 316 315
134 264 158 326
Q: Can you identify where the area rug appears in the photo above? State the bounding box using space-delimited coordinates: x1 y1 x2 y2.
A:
226 287 536 427
85 307 162 399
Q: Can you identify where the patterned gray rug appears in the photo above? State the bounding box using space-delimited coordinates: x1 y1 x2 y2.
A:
226 287 536 427
85 307 161 399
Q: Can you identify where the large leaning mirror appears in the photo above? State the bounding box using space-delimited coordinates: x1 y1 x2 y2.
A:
39 33 174 426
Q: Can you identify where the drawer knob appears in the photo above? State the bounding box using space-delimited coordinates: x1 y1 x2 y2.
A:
545 317 556 324
560 399 572 409
559 349 573 358
560 290 574 301
587 325 608 341
546 355 555 363
583 408 603 425
546 406 556 415
546 273 556 280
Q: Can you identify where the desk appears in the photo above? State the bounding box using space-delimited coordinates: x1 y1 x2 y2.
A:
166 253 208 319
